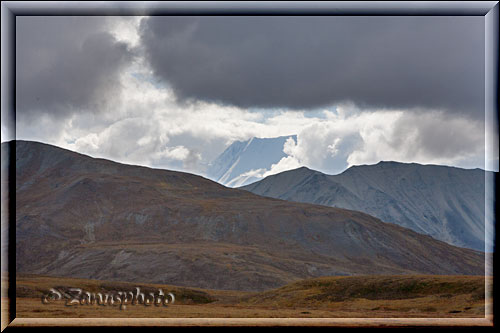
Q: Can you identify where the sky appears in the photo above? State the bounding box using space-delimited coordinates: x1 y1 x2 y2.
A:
6 15 497 180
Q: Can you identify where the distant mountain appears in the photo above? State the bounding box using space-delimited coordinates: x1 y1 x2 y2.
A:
242 162 490 252
7 141 484 291
207 135 296 187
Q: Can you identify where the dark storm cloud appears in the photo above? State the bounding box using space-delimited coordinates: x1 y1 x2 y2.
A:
16 16 135 120
139 16 484 118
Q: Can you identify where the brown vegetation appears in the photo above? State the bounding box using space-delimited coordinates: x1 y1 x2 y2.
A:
14 274 489 318
12 141 484 292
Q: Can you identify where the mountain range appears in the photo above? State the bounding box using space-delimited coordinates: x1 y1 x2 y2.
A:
242 162 490 252
6 141 484 291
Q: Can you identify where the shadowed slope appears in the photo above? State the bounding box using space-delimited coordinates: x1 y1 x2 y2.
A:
242 163 489 251
8 141 484 291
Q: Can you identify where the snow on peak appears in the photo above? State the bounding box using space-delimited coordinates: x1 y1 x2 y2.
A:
207 135 298 187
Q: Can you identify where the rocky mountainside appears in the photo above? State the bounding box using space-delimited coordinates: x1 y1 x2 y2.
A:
206 135 296 187
242 162 489 252
8 141 484 291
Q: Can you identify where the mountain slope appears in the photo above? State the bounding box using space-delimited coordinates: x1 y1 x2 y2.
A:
241 162 489 251
206 135 296 187
8 141 484 291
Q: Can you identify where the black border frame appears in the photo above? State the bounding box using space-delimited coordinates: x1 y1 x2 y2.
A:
1 0 498 328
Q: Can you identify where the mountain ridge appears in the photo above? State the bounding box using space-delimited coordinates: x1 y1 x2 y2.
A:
7 141 485 291
242 163 490 251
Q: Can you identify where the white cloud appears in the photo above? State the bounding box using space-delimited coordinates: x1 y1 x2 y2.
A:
108 17 144 48
263 155 303 178
327 138 341 157
230 105 486 178
15 68 487 177
345 109 485 168
226 168 266 187
156 146 190 161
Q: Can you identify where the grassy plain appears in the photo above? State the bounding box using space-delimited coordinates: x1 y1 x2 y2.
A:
12 274 489 318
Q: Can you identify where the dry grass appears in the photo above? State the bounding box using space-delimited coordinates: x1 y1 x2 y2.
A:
12 274 489 318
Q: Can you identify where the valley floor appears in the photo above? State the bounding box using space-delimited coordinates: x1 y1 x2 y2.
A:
8 274 491 320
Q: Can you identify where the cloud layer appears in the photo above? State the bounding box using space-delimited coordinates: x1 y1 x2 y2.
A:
16 17 135 122
139 16 484 117
12 16 493 177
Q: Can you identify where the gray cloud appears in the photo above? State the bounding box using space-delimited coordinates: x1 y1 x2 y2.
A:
390 110 485 160
16 16 135 121
139 16 484 118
